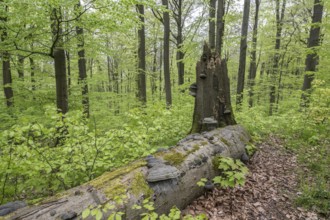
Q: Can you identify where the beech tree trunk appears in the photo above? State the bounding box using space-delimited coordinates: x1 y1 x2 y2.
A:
236 0 251 109
51 8 68 114
191 43 236 134
1 3 14 107
248 0 260 108
17 55 24 79
215 0 225 56
269 0 286 115
5 125 250 220
301 0 323 107
136 4 147 104
162 0 172 107
209 0 216 50
75 1 90 117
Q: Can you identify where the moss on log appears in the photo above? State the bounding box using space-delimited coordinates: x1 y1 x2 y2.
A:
2 125 250 220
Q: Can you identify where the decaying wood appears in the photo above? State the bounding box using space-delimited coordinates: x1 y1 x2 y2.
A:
190 43 236 134
2 125 250 220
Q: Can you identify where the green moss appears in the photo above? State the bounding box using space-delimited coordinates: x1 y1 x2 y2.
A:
89 160 146 188
188 144 200 154
220 137 231 146
201 141 208 145
89 160 146 199
131 172 153 197
163 152 186 166
103 179 126 200
212 156 222 170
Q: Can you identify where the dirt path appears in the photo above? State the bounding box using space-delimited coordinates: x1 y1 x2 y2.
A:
183 136 324 220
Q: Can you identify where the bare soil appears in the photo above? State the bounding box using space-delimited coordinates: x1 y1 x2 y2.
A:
183 136 325 220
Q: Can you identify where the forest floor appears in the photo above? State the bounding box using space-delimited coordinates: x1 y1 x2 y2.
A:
183 136 325 220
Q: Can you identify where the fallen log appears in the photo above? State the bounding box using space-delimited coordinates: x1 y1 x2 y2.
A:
1 125 250 220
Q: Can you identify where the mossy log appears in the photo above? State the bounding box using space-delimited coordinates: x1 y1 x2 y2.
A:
2 125 250 220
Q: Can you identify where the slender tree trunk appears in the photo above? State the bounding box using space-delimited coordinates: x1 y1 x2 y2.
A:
17 55 24 79
151 43 158 96
75 1 89 117
174 0 185 85
66 51 71 93
209 0 216 50
216 0 225 56
162 0 172 107
159 41 163 101
29 57 36 91
269 0 286 115
301 0 323 107
236 0 251 109
136 4 147 104
51 8 68 114
1 3 14 107
248 0 260 108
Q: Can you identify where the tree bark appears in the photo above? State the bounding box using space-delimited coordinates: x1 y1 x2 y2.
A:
269 0 286 115
248 0 260 108
209 0 216 50
51 8 68 114
6 125 250 220
191 43 236 134
1 3 14 107
236 0 251 109
76 1 90 117
136 4 147 104
301 0 323 107
162 0 172 107
17 55 25 79
215 0 225 56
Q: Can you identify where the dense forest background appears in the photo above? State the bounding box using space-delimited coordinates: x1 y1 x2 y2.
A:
0 0 329 216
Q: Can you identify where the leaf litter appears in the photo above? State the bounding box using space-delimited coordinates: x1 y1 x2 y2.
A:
183 136 325 220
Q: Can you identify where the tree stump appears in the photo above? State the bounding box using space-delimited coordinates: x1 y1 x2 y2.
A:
190 43 236 133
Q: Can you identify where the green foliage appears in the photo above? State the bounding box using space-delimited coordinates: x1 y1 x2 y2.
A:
133 199 207 220
246 143 257 157
213 157 249 188
0 97 193 203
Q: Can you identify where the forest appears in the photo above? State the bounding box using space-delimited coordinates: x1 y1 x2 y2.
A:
0 0 329 219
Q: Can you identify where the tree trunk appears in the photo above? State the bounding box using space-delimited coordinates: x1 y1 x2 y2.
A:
1 3 14 107
66 51 71 93
209 0 216 50
51 8 68 114
215 0 225 56
17 55 25 79
301 0 323 107
269 0 286 115
248 0 260 108
6 125 250 220
236 0 251 109
191 43 236 134
136 4 147 104
162 0 172 107
76 1 90 117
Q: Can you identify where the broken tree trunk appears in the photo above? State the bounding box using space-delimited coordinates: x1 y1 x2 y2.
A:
190 43 236 134
2 125 250 220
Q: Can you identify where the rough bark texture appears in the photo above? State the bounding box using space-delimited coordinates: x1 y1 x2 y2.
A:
236 0 251 109
248 0 260 108
162 0 172 107
208 0 216 50
2 125 250 220
136 4 147 103
191 43 236 134
301 0 323 106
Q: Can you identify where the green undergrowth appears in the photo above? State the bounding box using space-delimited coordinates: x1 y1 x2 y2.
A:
236 86 330 217
0 96 193 204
